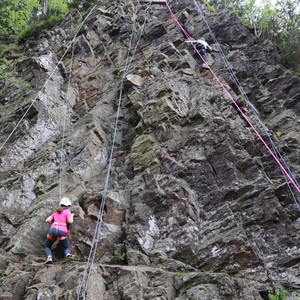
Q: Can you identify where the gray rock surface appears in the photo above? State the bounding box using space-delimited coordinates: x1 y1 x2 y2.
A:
0 0 300 299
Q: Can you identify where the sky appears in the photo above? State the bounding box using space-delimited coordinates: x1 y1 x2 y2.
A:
255 0 276 7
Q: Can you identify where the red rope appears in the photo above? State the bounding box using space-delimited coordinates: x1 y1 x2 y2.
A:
165 1 300 194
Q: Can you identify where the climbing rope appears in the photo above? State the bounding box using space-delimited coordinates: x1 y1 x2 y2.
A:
191 0 300 210
164 0 300 195
76 3 152 299
0 5 98 154
59 34 77 200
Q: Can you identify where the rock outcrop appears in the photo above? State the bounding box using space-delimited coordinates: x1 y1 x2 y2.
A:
0 0 300 299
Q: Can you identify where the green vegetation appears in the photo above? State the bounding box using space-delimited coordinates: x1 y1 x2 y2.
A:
146 60 155 68
175 267 189 276
275 131 284 138
161 198 168 207
0 58 13 80
203 0 217 12
268 288 286 300
113 66 122 79
16 246 27 258
192 250 201 262
19 14 68 42
0 55 31 94
115 252 126 263
0 269 4 277
0 0 39 41
227 198 235 206
157 255 165 262
200 268 213 273
205 0 300 73
0 0 69 42
0 0 98 43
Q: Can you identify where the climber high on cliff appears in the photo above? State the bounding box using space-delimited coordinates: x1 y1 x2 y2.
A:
186 38 212 69
44 197 75 264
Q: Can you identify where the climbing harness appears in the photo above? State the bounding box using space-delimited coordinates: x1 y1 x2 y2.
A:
76 3 152 299
52 222 67 226
164 0 300 195
47 233 68 241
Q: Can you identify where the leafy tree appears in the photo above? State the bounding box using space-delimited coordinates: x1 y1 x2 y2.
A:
249 2 280 39
38 0 69 19
0 0 71 41
0 0 39 41
276 0 300 72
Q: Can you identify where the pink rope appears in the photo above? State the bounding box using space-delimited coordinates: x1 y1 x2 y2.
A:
165 1 300 194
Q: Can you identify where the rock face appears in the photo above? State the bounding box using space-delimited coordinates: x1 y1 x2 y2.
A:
0 0 300 299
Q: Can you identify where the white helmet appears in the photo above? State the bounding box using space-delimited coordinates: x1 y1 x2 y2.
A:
59 197 71 207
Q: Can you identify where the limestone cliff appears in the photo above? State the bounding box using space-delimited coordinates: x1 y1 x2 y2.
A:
0 0 300 299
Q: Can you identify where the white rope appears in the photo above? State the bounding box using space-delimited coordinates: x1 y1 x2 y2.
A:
192 0 300 210
0 5 98 153
76 3 152 299
59 34 76 200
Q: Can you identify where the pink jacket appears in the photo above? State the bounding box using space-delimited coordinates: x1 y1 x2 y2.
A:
50 209 72 233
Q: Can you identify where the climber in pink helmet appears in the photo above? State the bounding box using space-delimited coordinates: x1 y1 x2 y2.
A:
44 197 74 264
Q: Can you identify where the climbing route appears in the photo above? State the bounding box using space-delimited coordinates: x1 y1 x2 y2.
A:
76 3 153 299
59 29 77 200
164 0 300 195
191 0 300 210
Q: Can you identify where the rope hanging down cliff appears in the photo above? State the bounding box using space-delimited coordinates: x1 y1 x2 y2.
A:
76 3 152 299
0 5 98 153
59 33 77 200
192 0 300 210
164 0 300 195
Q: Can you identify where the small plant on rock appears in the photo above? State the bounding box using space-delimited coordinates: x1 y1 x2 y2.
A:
275 131 284 138
113 66 122 79
157 254 164 263
227 198 234 206
192 250 201 262
161 199 168 207
16 246 27 259
116 252 126 264
268 288 286 300
146 60 155 68
200 268 213 273
175 267 188 276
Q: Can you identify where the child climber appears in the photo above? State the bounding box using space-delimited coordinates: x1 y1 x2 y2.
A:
44 197 74 264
